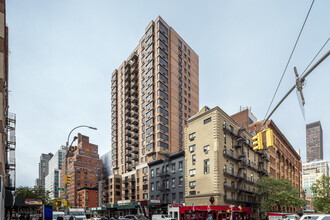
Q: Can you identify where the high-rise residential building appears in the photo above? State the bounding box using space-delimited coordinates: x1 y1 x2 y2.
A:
0 0 16 218
60 133 101 207
306 121 323 162
184 106 269 218
36 153 53 188
99 151 112 207
45 146 65 199
302 160 329 209
232 109 302 191
111 16 199 202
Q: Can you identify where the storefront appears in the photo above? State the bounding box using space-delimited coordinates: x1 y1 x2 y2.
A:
168 203 185 220
179 206 251 220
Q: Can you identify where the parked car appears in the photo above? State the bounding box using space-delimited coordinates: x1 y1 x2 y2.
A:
152 215 176 220
300 215 330 220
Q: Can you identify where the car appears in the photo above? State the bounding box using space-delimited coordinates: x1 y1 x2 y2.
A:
300 215 330 220
152 215 175 220
118 216 127 220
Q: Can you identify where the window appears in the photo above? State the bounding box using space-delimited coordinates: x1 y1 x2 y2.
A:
172 178 175 188
158 98 168 108
157 39 168 51
146 134 154 142
179 177 184 187
189 132 196 140
189 181 196 188
204 159 210 174
158 141 168 149
189 145 196 152
157 31 168 43
146 110 154 118
158 73 168 83
158 107 168 116
158 64 168 75
178 39 182 48
189 169 196 176
192 154 196 165
158 124 168 133
143 193 148 200
158 21 168 35
158 115 168 124
230 163 234 175
151 169 154 178
224 133 226 144
146 118 154 127
179 161 183 171
158 90 168 100
146 76 153 86
172 193 177 203
151 183 155 191
204 117 212 124
146 93 153 102
189 191 196 195
158 81 168 92
158 56 168 67
251 174 254 182
158 132 169 141
172 163 176 173
204 145 210 153
146 26 153 37
146 126 154 135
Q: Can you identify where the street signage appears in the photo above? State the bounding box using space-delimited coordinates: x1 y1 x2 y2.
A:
57 187 65 191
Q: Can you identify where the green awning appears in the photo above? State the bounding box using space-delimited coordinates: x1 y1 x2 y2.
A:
89 207 106 211
148 200 161 206
117 203 136 210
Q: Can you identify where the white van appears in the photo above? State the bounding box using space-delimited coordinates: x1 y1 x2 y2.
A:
300 215 330 220
53 211 65 220
68 208 87 220
152 214 175 220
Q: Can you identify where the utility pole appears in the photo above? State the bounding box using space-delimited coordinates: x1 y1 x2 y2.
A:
263 50 330 126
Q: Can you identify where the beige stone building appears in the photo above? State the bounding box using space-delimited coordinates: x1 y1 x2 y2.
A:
110 16 199 203
184 106 269 210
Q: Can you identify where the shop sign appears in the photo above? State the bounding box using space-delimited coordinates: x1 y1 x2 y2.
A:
169 203 185 208
118 200 131 206
24 199 42 205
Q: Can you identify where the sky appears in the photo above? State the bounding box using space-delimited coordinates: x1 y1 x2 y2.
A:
6 0 330 187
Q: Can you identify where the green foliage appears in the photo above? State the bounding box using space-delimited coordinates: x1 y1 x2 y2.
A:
256 177 305 212
14 186 51 205
310 175 330 212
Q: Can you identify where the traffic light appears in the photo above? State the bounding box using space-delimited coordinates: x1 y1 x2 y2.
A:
63 200 67 207
252 132 263 151
55 201 61 207
65 174 71 185
265 129 274 148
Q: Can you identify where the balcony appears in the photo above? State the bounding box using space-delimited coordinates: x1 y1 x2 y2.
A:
126 157 132 163
125 103 131 109
160 171 170 177
131 111 138 118
132 155 139 161
126 131 132 137
132 147 139 153
123 178 129 184
124 81 130 89
223 195 236 202
131 132 138 139
223 169 238 179
132 140 139 146
125 123 132 130
125 137 132 143
223 150 239 161
238 187 255 194
131 71 138 80
131 82 138 89
125 144 132 150
131 104 138 110
125 150 132 156
224 183 237 191
125 117 131 123
125 96 131 102
131 96 138 104
132 118 138 125
132 125 138 132
125 110 131 116
127 165 133 171
131 89 138 96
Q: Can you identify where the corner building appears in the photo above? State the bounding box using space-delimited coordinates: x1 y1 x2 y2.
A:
60 133 102 207
185 106 269 217
111 16 199 202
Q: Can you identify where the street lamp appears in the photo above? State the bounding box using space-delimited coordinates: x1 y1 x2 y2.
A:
64 125 97 215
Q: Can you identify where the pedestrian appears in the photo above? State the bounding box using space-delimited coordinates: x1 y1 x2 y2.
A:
69 216 74 220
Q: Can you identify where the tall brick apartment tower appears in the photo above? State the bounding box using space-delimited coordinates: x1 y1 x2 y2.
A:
306 121 323 162
110 16 199 203
60 133 101 207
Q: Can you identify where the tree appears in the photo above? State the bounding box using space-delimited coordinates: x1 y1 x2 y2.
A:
14 186 51 205
311 175 330 212
256 177 305 212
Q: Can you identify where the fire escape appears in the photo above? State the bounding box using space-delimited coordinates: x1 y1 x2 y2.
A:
6 112 16 191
